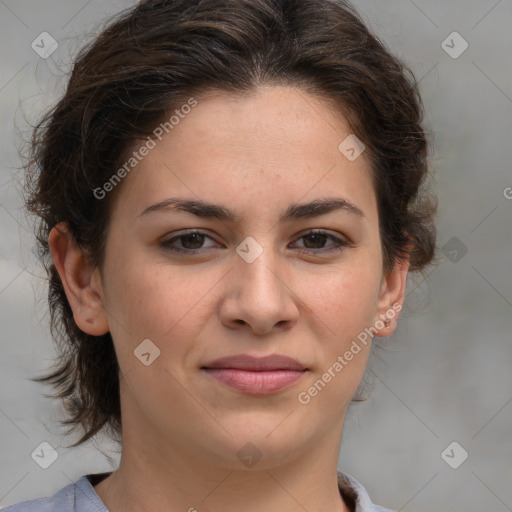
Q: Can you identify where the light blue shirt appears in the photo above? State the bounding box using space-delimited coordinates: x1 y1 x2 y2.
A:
2 471 395 512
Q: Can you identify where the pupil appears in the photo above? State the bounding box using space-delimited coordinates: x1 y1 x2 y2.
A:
183 233 204 249
305 234 326 249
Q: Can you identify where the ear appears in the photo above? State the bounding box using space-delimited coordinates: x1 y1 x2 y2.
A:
48 222 109 336
373 252 410 338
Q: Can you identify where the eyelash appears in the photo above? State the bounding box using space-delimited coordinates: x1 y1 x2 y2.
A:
160 229 350 255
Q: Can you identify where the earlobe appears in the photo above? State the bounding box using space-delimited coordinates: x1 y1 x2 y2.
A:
374 254 410 338
48 222 110 336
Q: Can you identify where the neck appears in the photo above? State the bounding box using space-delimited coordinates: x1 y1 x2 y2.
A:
93 378 352 512
94 425 351 512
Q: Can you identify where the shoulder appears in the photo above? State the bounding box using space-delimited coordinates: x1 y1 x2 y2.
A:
4 471 390 511
337 471 396 512
1 474 108 512
1 479 76 512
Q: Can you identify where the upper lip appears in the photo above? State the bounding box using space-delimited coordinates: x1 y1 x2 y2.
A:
202 354 307 371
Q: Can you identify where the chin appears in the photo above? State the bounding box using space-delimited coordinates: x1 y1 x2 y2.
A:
200 417 313 467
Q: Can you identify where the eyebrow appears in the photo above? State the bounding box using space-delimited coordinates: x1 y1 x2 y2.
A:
137 196 366 223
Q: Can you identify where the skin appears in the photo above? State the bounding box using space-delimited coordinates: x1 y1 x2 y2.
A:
49 85 409 512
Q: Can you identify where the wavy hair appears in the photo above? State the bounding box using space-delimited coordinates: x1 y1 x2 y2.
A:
25 0 437 447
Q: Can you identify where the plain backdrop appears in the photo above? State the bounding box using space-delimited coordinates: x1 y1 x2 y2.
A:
1 1 511 510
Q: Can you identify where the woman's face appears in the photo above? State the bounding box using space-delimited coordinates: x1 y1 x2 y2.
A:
85 86 406 468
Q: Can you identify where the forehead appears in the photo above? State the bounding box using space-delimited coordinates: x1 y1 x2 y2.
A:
111 85 377 226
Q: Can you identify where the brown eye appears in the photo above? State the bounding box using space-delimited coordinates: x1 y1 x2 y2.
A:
292 230 350 254
302 233 329 249
161 230 218 253
179 233 205 249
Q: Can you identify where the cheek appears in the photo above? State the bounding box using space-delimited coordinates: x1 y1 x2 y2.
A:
294 266 381 412
102 250 219 361
304 260 382 341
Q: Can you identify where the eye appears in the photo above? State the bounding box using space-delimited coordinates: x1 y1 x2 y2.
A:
290 230 350 254
160 229 351 255
160 230 219 254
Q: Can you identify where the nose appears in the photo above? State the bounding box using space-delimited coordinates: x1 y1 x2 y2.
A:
219 242 300 336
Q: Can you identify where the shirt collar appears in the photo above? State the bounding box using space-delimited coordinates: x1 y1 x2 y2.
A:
337 471 394 512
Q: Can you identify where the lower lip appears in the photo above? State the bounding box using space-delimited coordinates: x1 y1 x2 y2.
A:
202 368 306 395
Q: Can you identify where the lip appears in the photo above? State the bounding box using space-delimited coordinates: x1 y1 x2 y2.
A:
203 354 307 371
201 354 307 395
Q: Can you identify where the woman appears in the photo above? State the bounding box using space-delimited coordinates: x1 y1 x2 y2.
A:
7 0 436 510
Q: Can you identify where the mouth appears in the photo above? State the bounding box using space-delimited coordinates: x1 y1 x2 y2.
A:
201 354 308 395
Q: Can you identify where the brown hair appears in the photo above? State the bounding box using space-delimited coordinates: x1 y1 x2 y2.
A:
25 0 437 447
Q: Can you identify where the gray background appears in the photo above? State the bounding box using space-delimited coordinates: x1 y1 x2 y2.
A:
1 1 511 510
